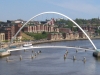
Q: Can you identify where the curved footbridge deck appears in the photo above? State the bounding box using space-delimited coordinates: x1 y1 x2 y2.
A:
8 46 95 52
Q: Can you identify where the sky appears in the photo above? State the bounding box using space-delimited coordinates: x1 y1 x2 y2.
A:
0 0 100 21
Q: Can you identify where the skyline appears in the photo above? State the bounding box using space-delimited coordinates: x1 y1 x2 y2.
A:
0 0 100 21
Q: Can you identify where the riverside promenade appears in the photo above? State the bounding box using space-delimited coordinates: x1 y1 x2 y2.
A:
32 36 100 45
1 36 100 48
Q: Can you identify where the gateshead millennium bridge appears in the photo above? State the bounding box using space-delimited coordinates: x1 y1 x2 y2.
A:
0 11 99 57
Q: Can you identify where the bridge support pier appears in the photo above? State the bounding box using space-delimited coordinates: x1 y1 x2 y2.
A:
93 49 100 57
93 51 100 57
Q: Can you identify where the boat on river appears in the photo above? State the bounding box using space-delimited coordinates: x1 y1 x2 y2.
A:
0 49 10 57
23 43 33 47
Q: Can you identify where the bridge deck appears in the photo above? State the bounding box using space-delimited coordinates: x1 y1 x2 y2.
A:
8 46 95 52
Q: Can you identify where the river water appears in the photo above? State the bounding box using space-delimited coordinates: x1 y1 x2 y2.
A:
0 39 100 75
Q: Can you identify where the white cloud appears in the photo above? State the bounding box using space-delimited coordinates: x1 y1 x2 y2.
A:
47 0 100 15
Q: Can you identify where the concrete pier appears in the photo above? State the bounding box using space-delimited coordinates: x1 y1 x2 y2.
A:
93 51 100 57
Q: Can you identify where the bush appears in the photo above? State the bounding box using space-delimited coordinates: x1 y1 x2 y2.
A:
3 40 9 42
25 32 48 40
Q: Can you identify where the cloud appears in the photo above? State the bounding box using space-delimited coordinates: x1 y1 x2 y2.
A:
46 0 100 15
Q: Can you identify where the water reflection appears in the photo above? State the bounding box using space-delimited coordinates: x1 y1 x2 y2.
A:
94 57 100 61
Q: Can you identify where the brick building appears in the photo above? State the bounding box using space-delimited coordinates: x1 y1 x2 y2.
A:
59 28 72 33
59 28 79 40
79 30 94 38
22 24 59 33
22 18 59 33
78 25 95 38
0 21 22 41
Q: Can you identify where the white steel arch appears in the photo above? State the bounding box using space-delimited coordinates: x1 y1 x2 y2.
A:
10 11 97 50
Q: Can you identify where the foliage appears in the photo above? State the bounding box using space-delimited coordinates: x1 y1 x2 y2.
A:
55 18 100 27
21 38 30 41
95 29 100 33
72 27 78 31
55 18 100 33
3 40 9 42
25 32 48 40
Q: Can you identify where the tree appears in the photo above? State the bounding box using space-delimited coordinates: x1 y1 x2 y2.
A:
42 31 46 35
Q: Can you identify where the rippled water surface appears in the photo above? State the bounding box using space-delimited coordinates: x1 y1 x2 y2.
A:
0 39 100 75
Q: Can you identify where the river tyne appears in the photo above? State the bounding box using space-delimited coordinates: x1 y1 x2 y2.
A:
0 39 100 75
